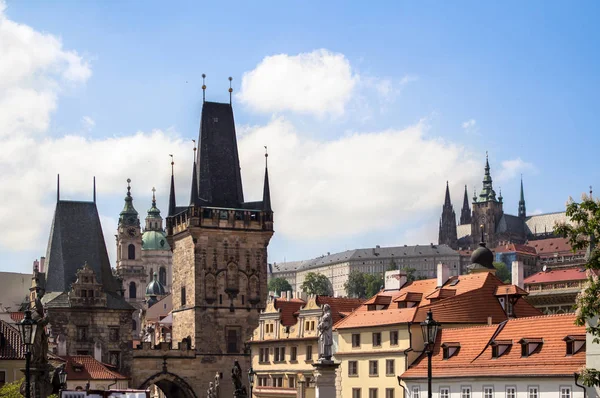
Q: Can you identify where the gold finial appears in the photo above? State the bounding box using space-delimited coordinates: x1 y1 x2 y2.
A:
228 76 233 105
202 74 206 103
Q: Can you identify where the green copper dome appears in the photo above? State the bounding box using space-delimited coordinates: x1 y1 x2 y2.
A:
141 230 170 251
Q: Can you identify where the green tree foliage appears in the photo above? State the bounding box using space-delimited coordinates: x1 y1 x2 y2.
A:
555 193 600 387
301 272 332 296
344 270 367 298
401 267 418 283
0 378 23 398
365 273 384 298
268 277 293 294
493 262 511 283
387 258 397 271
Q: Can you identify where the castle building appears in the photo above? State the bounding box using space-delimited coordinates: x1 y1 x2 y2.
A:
439 155 570 250
115 182 172 339
37 186 135 375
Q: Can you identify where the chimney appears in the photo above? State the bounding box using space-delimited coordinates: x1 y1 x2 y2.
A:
512 261 524 288
384 270 406 291
487 316 493 326
39 257 45 273
94 340 102 362
33 259 39 272
437 263 450 288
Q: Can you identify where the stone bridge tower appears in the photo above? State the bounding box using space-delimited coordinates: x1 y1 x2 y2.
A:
156 99 273 396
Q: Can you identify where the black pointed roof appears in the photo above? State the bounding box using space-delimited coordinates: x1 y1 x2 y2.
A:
44 200 119 294
197 101 244 208
262 156 272 212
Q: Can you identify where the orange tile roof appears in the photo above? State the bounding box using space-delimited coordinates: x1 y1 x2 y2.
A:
494 284 528 296
529 237 582 255
493 243 537 255
274 298 305 327
9 312 24 322
401 314 585 379
316 296 365 324
62 355 129 381
524 267 588 284
334 307 417 329
0 320 25 360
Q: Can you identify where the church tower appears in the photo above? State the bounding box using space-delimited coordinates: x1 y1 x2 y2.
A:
471 154 504 247
518 176 527 218
438 182 458 249
166 98 274 389
460 185 472 225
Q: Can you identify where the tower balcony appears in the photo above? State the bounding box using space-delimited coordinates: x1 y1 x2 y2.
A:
166 206 273 236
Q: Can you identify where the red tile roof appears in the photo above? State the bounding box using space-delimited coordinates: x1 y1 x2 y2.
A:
0 320 25 360
401 314 585 379
334 307 417 329
529 237 582 255
62 355 129 381
274 298 305 327
316 296 365 324
494 284 528 296
493 243 537 255
9 312 24 322
524 267 588 284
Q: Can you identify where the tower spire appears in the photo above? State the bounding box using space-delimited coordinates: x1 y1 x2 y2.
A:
57 174 60 202
202 74 206 103
518 174 526 218
444 181 451 206
478 151 497 203
263 146 272 212
438 181 457 249
228 77 233 105
190 140 199 206
119 178 139 227
168 154 176 216
93 176 96 203
460 185 472 225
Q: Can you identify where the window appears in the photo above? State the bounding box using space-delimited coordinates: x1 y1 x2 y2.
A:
506 387 516 398
289 376 296 388
528 386 539 398
109 327 120 342
290 346 297 361
181 287 186 306
372 332 382 347
369 360 379 376
560 387 571 398
274 347 286 362
412 387 420 398
461 386 471 398
159 267 167 285
483 387 493 398
440 388 450 398
273 377 283 387
0 371 5 387
386 359 395 375
390 331 399 345
369 388 378 398
348 361 358 376
306 345 313 360
76 326 88 341
353 388 362 398
352 333 361 348
128 244 136 260
129 282 137 299
226 328 239 353
109 351 120 368
311 321 315 331
260 347 270 362
258 377 268 387
132 319 137 331
386 389 395 398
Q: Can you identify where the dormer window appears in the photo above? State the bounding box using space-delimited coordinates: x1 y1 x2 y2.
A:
563 335 586 355
441 342 460 359
519 338 543 357
491 340 512 358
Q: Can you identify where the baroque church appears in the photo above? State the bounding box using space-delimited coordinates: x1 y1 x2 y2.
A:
439 155 569 250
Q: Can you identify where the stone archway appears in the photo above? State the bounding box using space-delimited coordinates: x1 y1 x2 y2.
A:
140 372 197 398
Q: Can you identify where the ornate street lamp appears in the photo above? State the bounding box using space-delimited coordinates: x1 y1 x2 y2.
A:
420 310 440 398
17 310 38 398
59 367 68 397
248 367 255 397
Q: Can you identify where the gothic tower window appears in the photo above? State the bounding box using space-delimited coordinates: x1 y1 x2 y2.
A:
226 262 239 292
226 328 239 353
129 281 137 299
132 319 137 331
181 286 186 306
128 244 136 260
159 267 167 286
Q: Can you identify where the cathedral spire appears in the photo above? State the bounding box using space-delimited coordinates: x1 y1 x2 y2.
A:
444 181 451 207
263 147 272 212
438 181 457 249
518 175 526 218
460 185 472 225
477 152 498 203
168 155 176 216
190 141 199 206
119 178 139 227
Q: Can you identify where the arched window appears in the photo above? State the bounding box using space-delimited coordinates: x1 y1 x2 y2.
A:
159 267 167 286
132 319 137 331
129 282 137 299
128 244 136 260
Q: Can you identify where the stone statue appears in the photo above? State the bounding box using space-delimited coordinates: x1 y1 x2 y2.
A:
317 303 333 361
142 325 154 343
207 382 215 398
30 297 50 366
231 360 247 397
214 372 220 396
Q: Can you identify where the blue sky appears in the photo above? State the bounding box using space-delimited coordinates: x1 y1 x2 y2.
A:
1 0 598 273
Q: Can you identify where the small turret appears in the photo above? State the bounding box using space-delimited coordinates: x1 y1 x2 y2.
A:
263 148 272 212
460 185 472 225
518 176 526 218
168 155 176 217
119 179 139 227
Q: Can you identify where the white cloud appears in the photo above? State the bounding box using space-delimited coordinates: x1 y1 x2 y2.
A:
462 119 476 129
237 117 480 241
82 115 95 131
495 157 536 182
531 209 543 215
0 2 91 138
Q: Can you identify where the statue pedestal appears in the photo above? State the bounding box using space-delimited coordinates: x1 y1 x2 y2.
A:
312 359 340 398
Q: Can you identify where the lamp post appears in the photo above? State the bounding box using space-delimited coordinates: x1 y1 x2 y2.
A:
248 367 255 398
59 367 68 398
420 310 440 398
17 309 38 398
